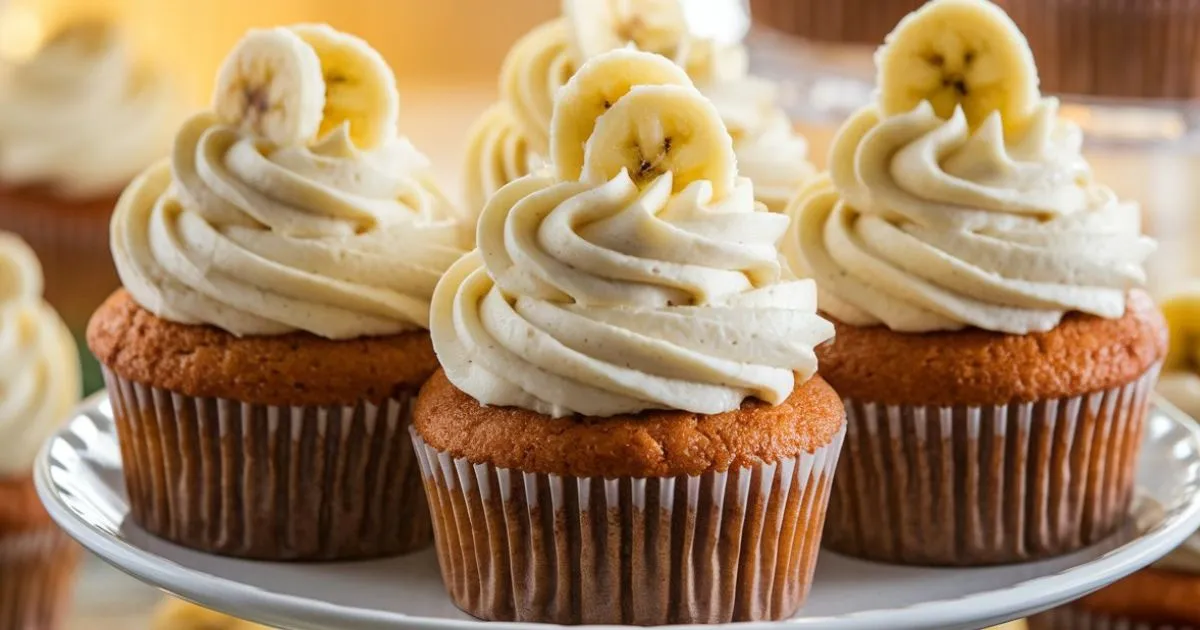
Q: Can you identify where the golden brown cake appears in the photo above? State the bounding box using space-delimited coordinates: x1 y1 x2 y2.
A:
750 0 926 45
86 25 468 561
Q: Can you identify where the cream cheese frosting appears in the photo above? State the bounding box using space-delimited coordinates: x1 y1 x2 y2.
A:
462 1 813 215
112 26 467 339
0 233 79 477
785 100 1153 335
0 21 178 198
433 51 833 418
462 103 546 216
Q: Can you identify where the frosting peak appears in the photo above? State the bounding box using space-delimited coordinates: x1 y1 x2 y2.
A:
112 25 467 339
0 21 179 197
0 234 79 476
433 50 833 418
786 1 1153 335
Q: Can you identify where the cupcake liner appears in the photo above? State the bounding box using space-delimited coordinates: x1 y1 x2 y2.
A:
824 364 1161 566
1002 0 1200 99
411 426 845 625
0 527 80 630
104 368 432 561
1029 606 1198 630
749 0 926 44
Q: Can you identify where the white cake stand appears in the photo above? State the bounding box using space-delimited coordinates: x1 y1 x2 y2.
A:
36 393 1200 630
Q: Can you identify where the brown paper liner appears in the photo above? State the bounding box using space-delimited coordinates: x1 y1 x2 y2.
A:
0 527 81 630
749 0 926 45
1029 606 1198 630
411 427 845 624
1001 0 1200 99
824 364 1161 566
104 369 432 561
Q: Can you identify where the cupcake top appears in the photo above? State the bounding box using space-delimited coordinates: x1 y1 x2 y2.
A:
111 24 467 339
0 233 79 477
463 0 813 214
784 0 1154 335
0 20 179 198
433 49 833 419
1158 290 1200 422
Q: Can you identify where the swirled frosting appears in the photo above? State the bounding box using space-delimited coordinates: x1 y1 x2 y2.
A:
785 100 1153 334
463 6 813 216
432 170 833 418
0 22 178 198
462 103 546 218
0 234 79 477
113 113 467 338
499 19 576 156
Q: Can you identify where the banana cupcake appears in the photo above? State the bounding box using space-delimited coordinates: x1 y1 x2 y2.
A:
0 234 82 630
86 25 468 560
462 0 814 215
414 49 844 625
0 20 180 391
783 0 1164 566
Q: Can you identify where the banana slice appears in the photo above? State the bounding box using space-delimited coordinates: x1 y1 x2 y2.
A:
564 0 690 62
550 48 692 182
289 23 399 149
1163 290 1200 372
582 84 736 197
875 0 1039 136
213 27 326 148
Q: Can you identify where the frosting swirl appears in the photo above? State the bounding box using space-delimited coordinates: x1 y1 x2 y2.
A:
785 100 1153 334
433 170 832 418
703 76 814 212
0 234 79 476
463 4 813 217
113 113 467 338
462 103 545 218
0 22 178 197
499 19 576 156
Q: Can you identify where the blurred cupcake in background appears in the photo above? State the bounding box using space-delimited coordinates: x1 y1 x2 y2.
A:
0 19 181 392
462 0 814 216
1157 289 1200 421
0 232 82 630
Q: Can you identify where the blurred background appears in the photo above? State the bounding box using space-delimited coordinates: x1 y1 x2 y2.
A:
1 0 1197 627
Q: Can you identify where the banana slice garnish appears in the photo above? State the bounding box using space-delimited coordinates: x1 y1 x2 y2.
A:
289 23 399 150
1164 289 1200 373
563 0 689 62
213 25 399 150
550 48 692 182
582 84 736 197
875 0 1040 136
213 27 326 148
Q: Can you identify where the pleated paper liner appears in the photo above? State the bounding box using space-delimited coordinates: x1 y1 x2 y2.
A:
0 527 80 630
104 369 432 561
824 364 1161 566
1029 606 1198 630
749 0 926 44
1001 0 1200 99
412 427 845 625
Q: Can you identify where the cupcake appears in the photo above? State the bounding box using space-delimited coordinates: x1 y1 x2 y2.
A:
0 20 180 392
85 24 468 560
1030 292 1200 629
0 234 82 629
782 0 1165 566
153 599 271 629
414 49 844 625
462 0 814 215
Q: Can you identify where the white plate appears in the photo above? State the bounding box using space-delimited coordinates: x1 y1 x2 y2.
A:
36 393 1200 630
